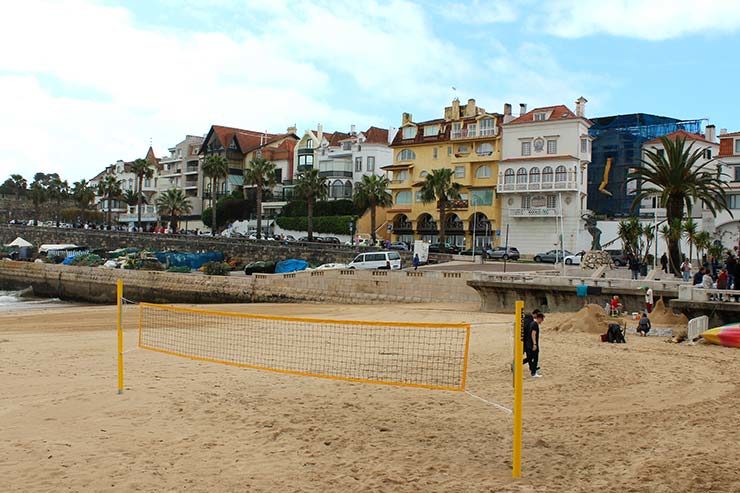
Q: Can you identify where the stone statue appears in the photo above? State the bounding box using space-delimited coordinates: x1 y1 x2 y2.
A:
582 214 602 251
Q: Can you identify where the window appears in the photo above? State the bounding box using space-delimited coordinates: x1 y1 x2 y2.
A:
402 126 417 139
457 145 469 153
455 166 465 178
305 139 313 149
475 165 492 178
419 170 428 178
447 146 452 156
581 138 588 153
521 195 530 208
433 147 438 159
355 157 362 172
423 125 439 137
504 168 515 184
542 166 553 183
144 178 151 188
734 167 740 182
298 155 314 168
529 167 540 183
547 195 557 209
657 148 665 158
415 191 423 202
395 170 408 182
367 156 375 172
471 189 493 206
521 141 531 156
704 149 712 159
274 168 282 183
555 165 567 182
729 194 740 209
547 139 557 154
342 141 352 151
451 122 462 138
395 191 412 204
467 123 477 137
479 118 495 136
516 167 527 184
534 112 547 121
397 149 416 161
476 142 493 155
735 140 740 154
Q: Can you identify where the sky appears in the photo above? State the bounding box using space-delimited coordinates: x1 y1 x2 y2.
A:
2 0 740 182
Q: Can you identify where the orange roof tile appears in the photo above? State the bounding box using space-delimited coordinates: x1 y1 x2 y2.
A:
506 105 579 125
363 126 389 144
644 129 716 146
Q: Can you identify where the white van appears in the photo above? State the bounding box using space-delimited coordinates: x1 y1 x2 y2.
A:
348 251 402 270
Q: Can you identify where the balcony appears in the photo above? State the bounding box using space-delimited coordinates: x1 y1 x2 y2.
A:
509 207 558 218
319 170 353 178
444 199 469 211
496 180 578 193
451 127 498 140
118 205 158 222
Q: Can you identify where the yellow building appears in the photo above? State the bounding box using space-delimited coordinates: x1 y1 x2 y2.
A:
385 98 503 248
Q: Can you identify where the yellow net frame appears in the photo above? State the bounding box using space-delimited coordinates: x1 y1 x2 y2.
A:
138 303 471 392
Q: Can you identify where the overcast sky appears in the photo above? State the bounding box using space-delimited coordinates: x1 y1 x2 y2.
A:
2 0 740 182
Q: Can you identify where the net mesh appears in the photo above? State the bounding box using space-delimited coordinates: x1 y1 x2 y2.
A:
138 303 470 391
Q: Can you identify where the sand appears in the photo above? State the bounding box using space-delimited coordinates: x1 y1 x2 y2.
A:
549 303 612 334
649 298 689 327
1 302 739 492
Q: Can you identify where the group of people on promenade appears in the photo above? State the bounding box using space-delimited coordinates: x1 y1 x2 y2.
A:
679 247 740 290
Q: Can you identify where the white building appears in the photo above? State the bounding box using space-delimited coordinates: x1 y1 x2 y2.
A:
716 128 740 248
157 135 205 229
498 98 592 254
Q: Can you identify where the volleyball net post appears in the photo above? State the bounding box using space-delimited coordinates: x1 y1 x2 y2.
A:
116 278 124 395
512 300 524 479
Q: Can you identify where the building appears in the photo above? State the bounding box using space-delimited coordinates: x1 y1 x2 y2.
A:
292 126 348 196
588 113 704 217
498 99 592 255
386 98 503 248
715 128 740 247
157 135 205 229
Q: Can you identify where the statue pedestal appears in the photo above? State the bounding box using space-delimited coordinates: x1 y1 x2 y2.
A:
580 250 613 270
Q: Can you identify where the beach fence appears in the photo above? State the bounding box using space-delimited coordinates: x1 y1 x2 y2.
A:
688 315 709 341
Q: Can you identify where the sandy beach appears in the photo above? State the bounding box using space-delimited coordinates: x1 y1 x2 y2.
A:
1 302 738 492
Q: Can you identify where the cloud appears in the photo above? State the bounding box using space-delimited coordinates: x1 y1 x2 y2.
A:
536 0 740 40
435 0 518 24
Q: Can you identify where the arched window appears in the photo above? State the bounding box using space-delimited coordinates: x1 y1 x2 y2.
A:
419 170 428 178
516 167 527 184
476 142 493 156
504 168 514 184
529 167 540 183
555 165 567 182
542 166 553 183
344 180 353 198
476 165 492 178
331 180 343 198
397 149 416 161
395 191 412 205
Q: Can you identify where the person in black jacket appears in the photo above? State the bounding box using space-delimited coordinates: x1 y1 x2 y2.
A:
629 255 640 280
523 312 544 378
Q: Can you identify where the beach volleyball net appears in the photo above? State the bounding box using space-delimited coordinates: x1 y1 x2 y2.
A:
137 303 470 391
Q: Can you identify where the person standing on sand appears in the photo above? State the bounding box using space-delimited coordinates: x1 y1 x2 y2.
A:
644 287 654 314
524 312 544 378
413 254 420 271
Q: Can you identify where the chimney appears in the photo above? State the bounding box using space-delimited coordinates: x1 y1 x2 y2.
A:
287 124 297 134
317 123 323 142
575 96 587 118
503 103 514 124
350 124 356 135
519 103 527 117
451 98 460 119
402 112 412 125
706 124 716 142
465 98 476 117
720 128 728 136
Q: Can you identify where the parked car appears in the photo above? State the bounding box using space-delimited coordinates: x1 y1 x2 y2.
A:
348 251 402 270
459 247 489 257
487 246 520 261
564 251 586 265
533 249 573 263
428 243 461 254
605 249 629 267
319 236 341 244
388 241 409 251
313 263 348 270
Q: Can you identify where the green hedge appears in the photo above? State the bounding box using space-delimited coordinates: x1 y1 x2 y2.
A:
202 197 254 229
276 215 354 235
280 199 358 217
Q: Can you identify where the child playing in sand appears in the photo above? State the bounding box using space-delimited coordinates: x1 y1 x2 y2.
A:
636 312 651 336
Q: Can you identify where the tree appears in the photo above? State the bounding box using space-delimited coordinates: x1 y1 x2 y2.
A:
71 179 96 222
682 218 698 265
131 158 154 232
122 189 139 206
244 157 277 239
9 174 27 200
353 174 392 244
97 174 123 229
47 176 69 227
618 217 655 265
29 180 47 225
694 231 711 264
156 188 192 232
419 168 461 245
628 136 730 275
202 155 229 235
293 168 327 241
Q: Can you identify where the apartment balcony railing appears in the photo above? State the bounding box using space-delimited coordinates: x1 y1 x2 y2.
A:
444 199 469 210
496 180 578 193
451 127 498 140
118 205 158 222
319 170 353 178
509 207 558 218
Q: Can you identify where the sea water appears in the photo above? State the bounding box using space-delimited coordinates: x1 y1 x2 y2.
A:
0 289 66 312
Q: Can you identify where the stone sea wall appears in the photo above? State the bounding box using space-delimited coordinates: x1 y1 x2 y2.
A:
0 261 480 306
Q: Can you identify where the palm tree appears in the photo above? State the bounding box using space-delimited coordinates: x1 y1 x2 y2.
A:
47 176 69 227
419 168 462 246
293 168 327 241
130 158 154 232
72 179 95 223
694 231 711 264
353 174 392 245
156 188 192 232
29 180 47 225
122 189 139 207
9 174 27 200
202 155 229 235
682 218 698 265
97 174 123 229
628 136 730 275
244 157 277 239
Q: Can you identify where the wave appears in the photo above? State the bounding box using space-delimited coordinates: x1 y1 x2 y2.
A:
0 289 65 311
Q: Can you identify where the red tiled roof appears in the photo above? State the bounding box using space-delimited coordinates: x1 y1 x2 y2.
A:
506 105 579 125
363 126 389 144
644 129 715 146
328 132 350 146
720 131 740 138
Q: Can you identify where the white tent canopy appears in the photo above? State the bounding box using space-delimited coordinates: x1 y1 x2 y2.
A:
5 237 33 248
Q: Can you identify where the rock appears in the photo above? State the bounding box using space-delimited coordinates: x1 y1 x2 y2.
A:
580 250 613 270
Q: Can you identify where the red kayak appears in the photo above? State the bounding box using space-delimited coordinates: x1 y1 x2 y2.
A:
701 325 740 348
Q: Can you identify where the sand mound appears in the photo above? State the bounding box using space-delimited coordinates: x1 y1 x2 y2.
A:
551 304 611 334
649 298 688 327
